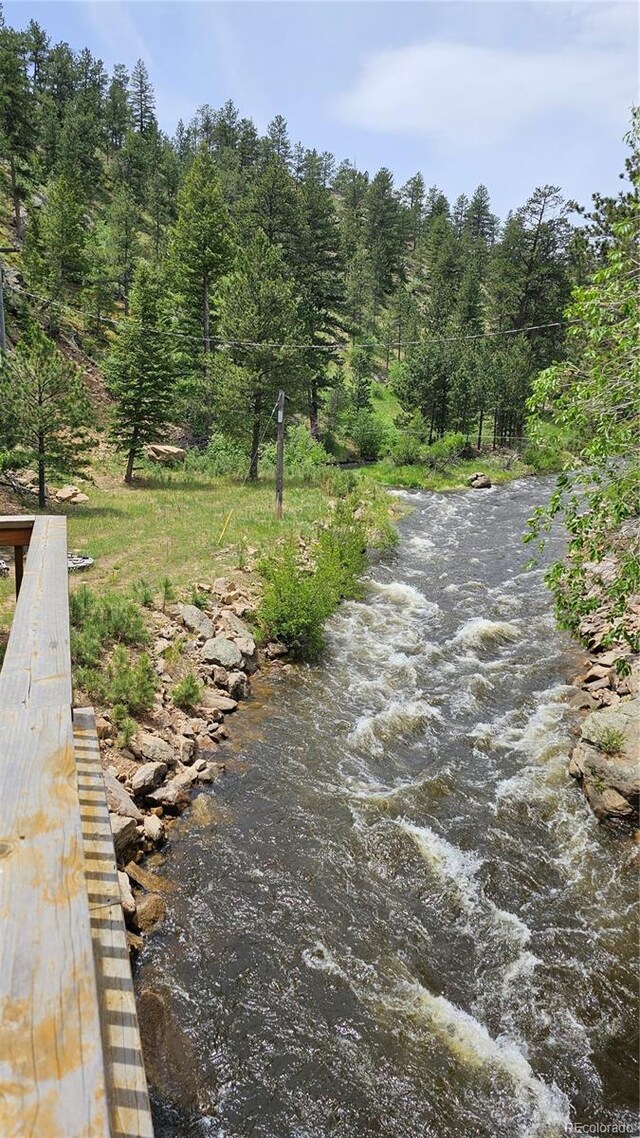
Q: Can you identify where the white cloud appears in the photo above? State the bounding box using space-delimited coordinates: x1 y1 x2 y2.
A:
335 4 638 149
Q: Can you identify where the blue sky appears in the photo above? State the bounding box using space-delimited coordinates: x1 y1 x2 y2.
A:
5 1 638 216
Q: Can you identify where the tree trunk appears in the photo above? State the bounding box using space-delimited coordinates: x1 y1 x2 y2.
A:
249 410 261 481
10 155 21 241
203 273 211 354
125 427 139 483
477 407 484 451
309 379 320 439
37 430 46 509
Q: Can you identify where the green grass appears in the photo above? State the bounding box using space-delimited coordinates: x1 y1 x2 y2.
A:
370 380 403 431
365 452 531 491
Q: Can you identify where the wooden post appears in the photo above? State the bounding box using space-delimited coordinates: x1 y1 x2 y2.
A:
275 389 285 520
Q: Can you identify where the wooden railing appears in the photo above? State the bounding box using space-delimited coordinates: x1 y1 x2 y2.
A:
0 516 154 1138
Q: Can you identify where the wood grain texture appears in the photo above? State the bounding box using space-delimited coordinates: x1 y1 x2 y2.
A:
0 704 110 1137
74 708 154 1138
0 516 72 709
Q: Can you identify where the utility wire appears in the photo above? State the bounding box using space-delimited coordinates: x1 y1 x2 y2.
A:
6 282 567 352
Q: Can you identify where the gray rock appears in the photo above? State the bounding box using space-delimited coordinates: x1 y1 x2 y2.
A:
581 699 640 758
137 732 176 766
235 635 256 658
109 814 139 861
177 735 196 765
469 473 492 489
201 689 238 713
136 892 166 932
104 767 143 820
219 611 252 639
118 870 136 918
143 813 165 843
148 779 190 809
131 761 167 796
227 671 251 700
179 603 215 639
201 636 242 668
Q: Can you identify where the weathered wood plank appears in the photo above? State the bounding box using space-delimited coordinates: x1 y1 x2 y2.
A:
0 526 34 547
74 707 154 1138
0 515 72 709
0 515 35 539
0 704 110 1137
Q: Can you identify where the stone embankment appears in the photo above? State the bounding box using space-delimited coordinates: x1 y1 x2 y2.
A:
566 546 640 830
98 576 286 950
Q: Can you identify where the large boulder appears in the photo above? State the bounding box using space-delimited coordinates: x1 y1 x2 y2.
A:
109 814 138 861
146 444 186 465
131 761 167 796
201 689 238 713
468 473 492 489
103 767 143 820
178 604 215 639
201 636 243 669
570 697 640 822
136 732 176 766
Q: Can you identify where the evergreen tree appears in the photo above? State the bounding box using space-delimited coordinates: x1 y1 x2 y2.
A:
0 23 33 237
1 322 93 506
37 174 87 296
129 58 156 134
364 168 404 300
25 19 49 91
265 114 292 167
105 262 175 482
105 64 131 153
218 230 304 480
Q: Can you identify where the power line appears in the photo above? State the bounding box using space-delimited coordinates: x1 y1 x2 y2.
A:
6 281 567 353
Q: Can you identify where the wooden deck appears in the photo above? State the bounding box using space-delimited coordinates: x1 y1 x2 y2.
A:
0 517 154 1138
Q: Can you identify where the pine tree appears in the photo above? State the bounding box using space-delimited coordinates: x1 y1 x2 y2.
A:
104 183 140 313
129 58 156 134
1 322 93 506
105 262 175 482
169 146 234 357
218 230 304 480
105 64 131 153
265 114 292 167
0 23 33 237
38 173 87 296
364 168 404 300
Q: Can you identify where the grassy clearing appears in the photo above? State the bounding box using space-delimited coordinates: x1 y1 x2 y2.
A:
0 457 330 633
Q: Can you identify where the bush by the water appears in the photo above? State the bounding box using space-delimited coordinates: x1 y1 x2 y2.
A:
70 585 149 666
258 492 395 661
173 672 203 711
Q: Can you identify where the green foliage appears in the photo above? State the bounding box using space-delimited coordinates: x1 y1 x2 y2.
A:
258 493 393 660
423 432 466 471
107 646 156 715
526 124 640 644
183 432 247 478
70 584 149 666
596 727 626 756
132 578 155 608
172 672 203 711
161 576 176 610
345 409 388 460
0 322 94 507
188 585 209 610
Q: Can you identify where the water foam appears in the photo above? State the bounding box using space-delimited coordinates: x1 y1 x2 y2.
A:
452 617 521 650
394 982 571 1134
349 698 441 758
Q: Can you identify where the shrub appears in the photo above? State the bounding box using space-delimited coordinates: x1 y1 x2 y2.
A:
70 586 149 667
161 576 176 610
345 409 389 460
322 468 357 498
522 442 567 474
389 433 424 466
107 646 156 716
184 432 247 478
189 585 209 610
132 578 155 608
173 672 203 711
597 726 626 755
423 432 466 471
259 548 330 661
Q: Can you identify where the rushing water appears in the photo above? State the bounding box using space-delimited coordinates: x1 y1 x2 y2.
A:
138 478 639 1138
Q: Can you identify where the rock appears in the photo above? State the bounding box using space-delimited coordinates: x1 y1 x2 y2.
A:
148 778 190 810
600 788 634 817
201 689 238 713
136 893 167 932
198 762 225 783
104 767 143 820
127 930 144 954
227 671 251 700
125 860 173 894
265 641 288 659
173 765 199 788
72 492 89 504
194 758 207 773
55 484 80 503
178 603 215 639
109 814 139 861
131 761 167 796
201 636 242 668
190 794 220 826
212 577 231 596
146 444 186 465
219 611 252 639
211 666 229 687
118 870 136 918
137 732 176 766
177 735 196 765
143 813 165 844
468 473 492 489
235 634 256 658
568 752 586 779
581 700 640 757
95 715 113 739
153 638 171 657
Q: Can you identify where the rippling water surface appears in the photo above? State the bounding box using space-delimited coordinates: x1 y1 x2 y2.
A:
138 478 639 1138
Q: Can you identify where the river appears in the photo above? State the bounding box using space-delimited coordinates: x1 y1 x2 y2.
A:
137 477 639 1138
